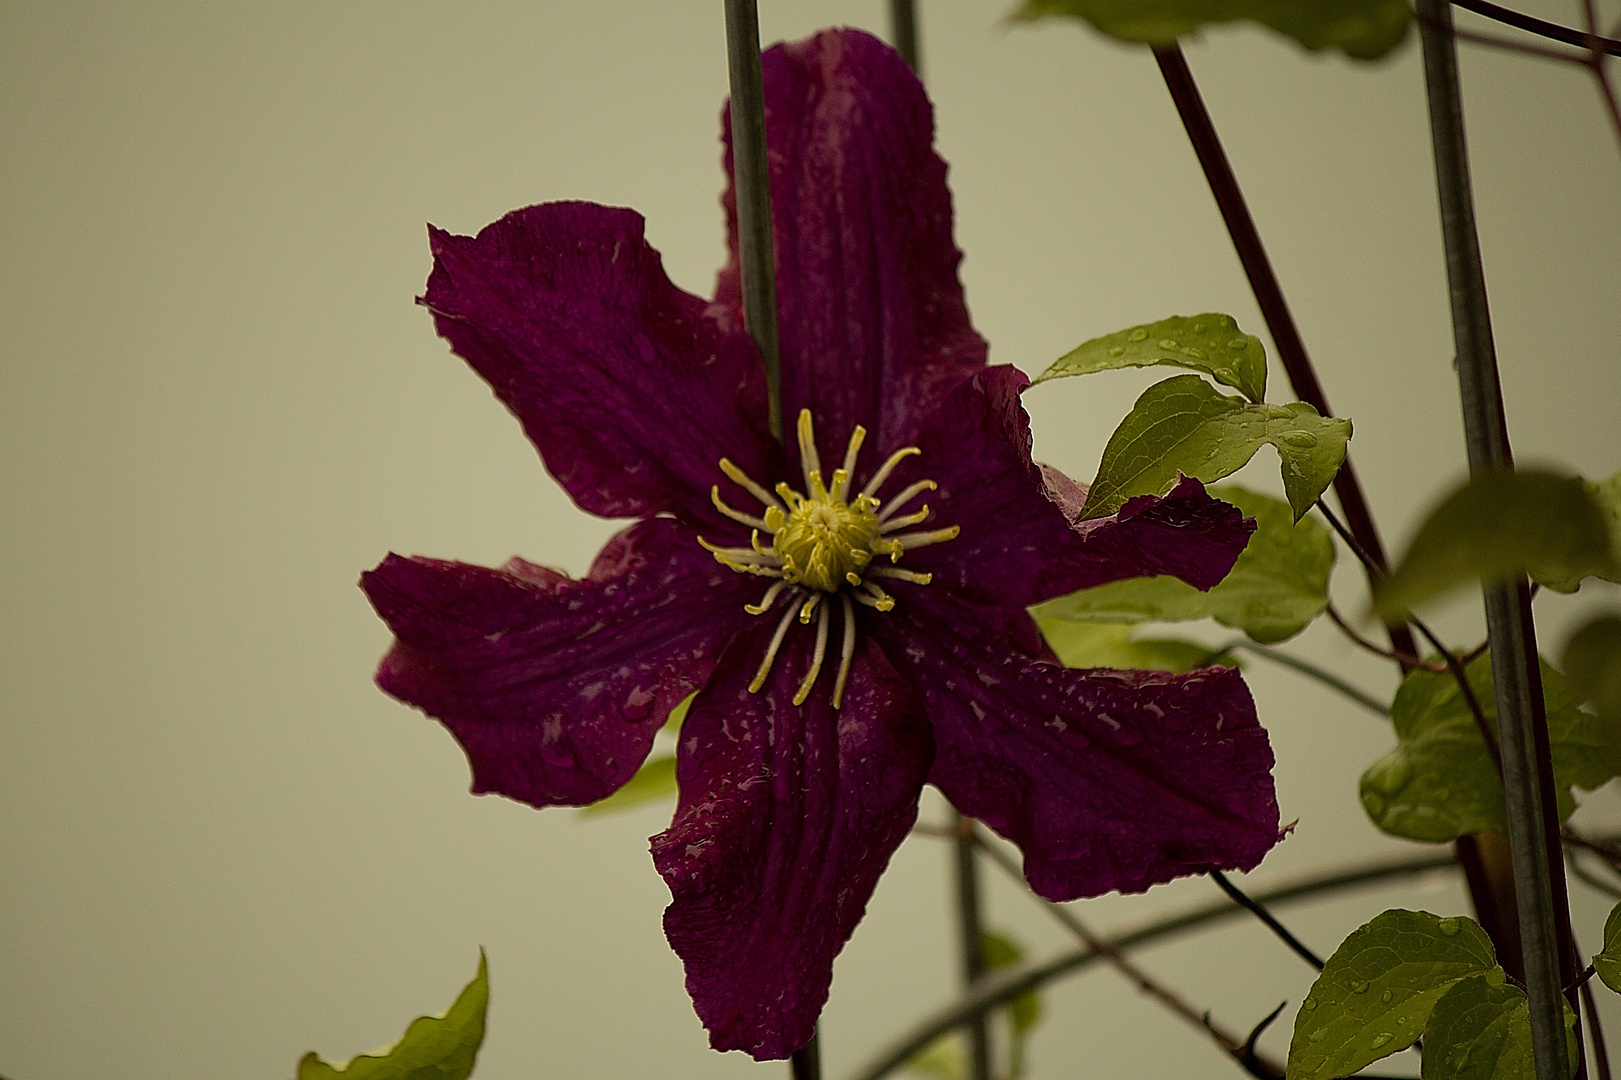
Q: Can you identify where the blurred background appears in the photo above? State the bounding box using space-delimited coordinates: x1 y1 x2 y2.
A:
3 2 1618 1077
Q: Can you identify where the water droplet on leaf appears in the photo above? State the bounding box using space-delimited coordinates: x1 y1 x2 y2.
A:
1437 917 1462 936
1183 346 1206 360
1214 367 1235 381
1228 337 1248 350
1192 322 1206 333
1380 989 1393 1003
1361 792 1387 817
1279 431 1319 449
1350 979 1370 994
1108 346 1125 357
1129 328 1150 342
1370 1033 1393 1049
1158 339 1178 350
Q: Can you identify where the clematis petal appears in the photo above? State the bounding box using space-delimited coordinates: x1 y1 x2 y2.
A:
651 620 933 1060
880 591 1280 900
422 202 779 528
360 518 753 808
897 365 1255 608
716 28 986 458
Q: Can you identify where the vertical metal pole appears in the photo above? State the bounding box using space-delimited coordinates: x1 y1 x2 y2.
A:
724 0 784 443
889 0 920 73
1414 3 1576 1076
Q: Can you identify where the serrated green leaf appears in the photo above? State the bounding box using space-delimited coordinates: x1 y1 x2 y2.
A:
1595 901 1621 994
1034 485 1334 644
1374 471 1621 619
1012 0 1412 59
299 951 487 1080
1359 651 1617 844
1287 910 1496 1080
1035 619 1234 672
1542 469 1621 592
1031 313 1267 402
1081 375 1350 522
1420 970 1577 1080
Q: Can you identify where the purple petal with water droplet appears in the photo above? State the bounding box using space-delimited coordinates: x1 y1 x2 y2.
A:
361 519 754 807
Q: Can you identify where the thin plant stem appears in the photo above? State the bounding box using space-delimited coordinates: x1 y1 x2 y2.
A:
889 0 919 74
1452 0 1621 55
723 0 783 443
1325 603 1447 671
1215 638 1392 718
792 1030 823 1080
952 812 992 1080
966 826 1285 1078
1210 870 1326 971
1417 3 1581 1075
845 848 1460 1080
1148 43 1418 662
1406 617 1506 775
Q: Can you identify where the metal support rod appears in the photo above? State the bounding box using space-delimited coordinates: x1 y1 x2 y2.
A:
724 0 784 443
953 814 991 1080
791 1030 822 1080
1414 2 1578 1076
889 0 920 73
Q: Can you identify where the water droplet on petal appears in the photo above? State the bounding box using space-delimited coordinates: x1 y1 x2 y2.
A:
1279 431 1319 449
1129 328 1150 342
1108 346 1125 357
1158 339 1179 350
1370 1033 1393 1049
1350 979 1370 994
1437 917 1462 936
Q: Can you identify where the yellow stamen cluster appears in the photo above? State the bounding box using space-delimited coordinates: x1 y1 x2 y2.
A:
700 409 959 708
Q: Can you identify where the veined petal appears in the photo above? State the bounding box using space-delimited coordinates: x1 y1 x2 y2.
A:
422 202 779 528
716 28 986 458
651 623 932 1060
899 366 1254 607
360 519 752 808
880 592 1279 899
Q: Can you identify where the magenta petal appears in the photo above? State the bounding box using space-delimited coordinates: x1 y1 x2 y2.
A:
360 519 752 808
422 202 779 526
651 622 933 1059
881 593 1279 899
716 28 986 456
898 366 1255 608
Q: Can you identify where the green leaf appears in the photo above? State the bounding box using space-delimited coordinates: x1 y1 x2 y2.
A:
1034 484 1334 644
1012 0 1412 59
1374 470 1621 619
1287 910 1496 1080
1420 970 1577 1080
906 930 1044 1080
578 693 694 817
1081 375 1350 522
1562 615 1621 768
299 951 488 1080
1031 313 1267 402
1359 651 1618 844
1035 619 1234 672
1595 901 1621 994
578 755 677 816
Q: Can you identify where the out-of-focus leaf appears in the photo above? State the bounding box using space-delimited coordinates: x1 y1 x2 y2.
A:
1288 910 1495 1080
1034 485 1333 643
1359 651 1617 844
1594 902 1621 994
579 693 694 817
298 951 488 1080
905 930 1044 1080
1012 0 1412 59
1081 375 1350 521
1031 313 1267 402
1035 619 1233 672
1562 615 1621 772
1420 970 1577 1080
1374 471 1621 619
579 755 677 817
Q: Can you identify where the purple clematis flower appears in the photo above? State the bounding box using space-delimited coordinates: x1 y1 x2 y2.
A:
362 27 1279 1061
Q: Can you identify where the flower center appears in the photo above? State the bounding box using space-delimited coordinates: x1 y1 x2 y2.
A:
700 409 959 708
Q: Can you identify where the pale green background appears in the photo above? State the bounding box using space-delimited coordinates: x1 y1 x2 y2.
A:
2 2 1619 1078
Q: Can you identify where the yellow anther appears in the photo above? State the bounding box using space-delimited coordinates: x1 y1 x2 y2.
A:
878 505 931 533
719 457 783 511
796 409 821 491
745 580 790 615
860 446 921 498
798 592 822 624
